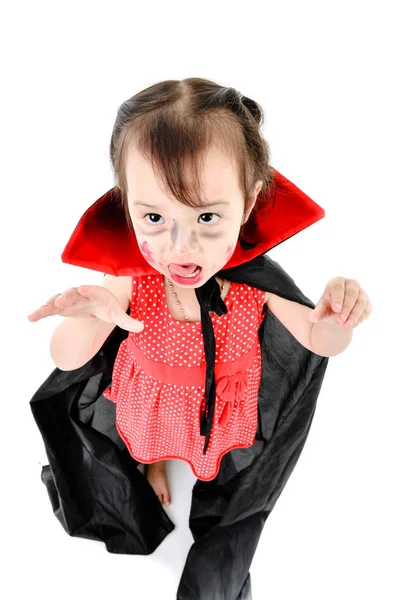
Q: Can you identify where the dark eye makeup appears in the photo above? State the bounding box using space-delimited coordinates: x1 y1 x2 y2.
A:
143 212 221 225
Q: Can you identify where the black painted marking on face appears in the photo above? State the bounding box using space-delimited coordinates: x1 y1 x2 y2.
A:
170 222 199 247
171 221 178 243
189 230 198 245
199 231 225 239
137 228 162 236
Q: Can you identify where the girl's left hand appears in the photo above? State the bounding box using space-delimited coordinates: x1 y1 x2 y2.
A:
308 277 373 328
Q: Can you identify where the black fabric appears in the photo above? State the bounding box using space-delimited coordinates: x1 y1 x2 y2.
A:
195 274 228 453
29 253 329 600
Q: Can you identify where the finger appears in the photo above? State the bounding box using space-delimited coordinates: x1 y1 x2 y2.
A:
77 285 104 299
350 298 372 327
27 293 64 321
338 280 360 324
55 288 96 313
55 287 84 304
112 306 145 332
76 285 115 311
77 285 91 296
343 300 368 327
327 278 346 312
309 298 330 322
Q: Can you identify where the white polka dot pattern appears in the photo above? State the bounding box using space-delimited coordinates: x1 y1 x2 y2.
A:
103 273 267 481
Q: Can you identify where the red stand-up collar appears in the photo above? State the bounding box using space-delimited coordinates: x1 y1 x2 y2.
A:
60 167 325 455
61 168 325 275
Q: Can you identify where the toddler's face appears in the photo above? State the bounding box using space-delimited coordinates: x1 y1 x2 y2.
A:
125 143 262 290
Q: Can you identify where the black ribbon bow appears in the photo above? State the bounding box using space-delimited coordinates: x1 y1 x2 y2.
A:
195 276 228 454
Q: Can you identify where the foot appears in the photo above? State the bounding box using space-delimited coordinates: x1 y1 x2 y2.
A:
144 460 171 506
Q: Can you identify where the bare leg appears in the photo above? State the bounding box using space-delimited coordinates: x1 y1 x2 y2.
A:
144 460 171 505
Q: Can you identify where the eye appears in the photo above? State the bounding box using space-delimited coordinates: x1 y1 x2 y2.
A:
144 213 162 225
199 213 220 225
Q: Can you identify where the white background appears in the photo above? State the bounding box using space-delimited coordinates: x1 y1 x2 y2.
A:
2 1 398 598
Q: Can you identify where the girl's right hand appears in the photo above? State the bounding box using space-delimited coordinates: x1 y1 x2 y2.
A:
27 285 145 333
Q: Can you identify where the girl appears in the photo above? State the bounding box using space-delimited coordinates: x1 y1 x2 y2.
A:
28 78 371 599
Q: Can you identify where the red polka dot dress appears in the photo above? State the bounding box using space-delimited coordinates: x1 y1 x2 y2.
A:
103 273 267 481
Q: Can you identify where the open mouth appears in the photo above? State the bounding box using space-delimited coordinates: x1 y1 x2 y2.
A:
168 263 201 278
168 263 203 282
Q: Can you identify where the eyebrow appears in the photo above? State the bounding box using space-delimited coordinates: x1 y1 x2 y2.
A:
132 200 230 209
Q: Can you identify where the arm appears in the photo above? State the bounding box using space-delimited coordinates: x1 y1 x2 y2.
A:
50 275 132 370
264 292 353 357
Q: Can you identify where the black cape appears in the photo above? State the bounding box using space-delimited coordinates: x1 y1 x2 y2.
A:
29 252 329 600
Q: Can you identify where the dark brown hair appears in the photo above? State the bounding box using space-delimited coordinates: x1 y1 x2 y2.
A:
109 77 276 249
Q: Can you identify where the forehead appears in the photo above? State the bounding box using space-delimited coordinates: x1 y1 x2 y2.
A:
125 143 240 200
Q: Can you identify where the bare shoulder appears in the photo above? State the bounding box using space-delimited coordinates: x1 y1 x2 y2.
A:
101 274 132 312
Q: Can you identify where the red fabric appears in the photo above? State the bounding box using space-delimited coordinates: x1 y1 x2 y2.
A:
60 166 325 475
61 168 325 276
103 273 267 481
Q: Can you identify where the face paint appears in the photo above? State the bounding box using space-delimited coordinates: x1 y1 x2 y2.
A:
126 144 263 288
199 230 225 240
137 228 163 237
139 240 154 263
190 231 198 244
170 221 178 244
170 221 198 248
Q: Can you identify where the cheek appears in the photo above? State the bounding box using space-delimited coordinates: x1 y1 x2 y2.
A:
138 239 168 270
225 243 235 260
139 241 159 267
139 241 153 261
206 241 236 272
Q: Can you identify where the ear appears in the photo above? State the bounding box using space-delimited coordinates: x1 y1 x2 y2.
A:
242 180 263 224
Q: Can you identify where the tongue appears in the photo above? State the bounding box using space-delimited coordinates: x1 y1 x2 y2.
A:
169 263 199 277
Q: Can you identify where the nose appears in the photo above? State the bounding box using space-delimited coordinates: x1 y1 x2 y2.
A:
170 227 196 254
